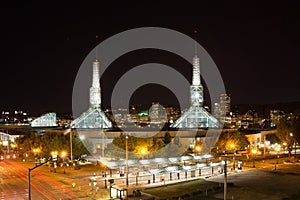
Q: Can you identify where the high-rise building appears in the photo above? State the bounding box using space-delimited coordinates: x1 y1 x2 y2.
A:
220 94 231 115
213 94 231 124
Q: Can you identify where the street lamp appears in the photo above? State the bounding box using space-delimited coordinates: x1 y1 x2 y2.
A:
223 160 228 200
290 133 296 156
125 135 129 187
28 157 53 200
251 149 257 168
61 151 67 174
274 147 280 164
229 143 236 170
140 148 147 160
195 146 201 156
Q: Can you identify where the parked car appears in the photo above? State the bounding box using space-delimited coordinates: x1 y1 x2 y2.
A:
75 158 91 165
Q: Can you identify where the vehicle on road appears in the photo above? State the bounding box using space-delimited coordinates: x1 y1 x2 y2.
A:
0 154 4 161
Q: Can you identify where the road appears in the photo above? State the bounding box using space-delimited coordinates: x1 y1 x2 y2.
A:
0 159 78 200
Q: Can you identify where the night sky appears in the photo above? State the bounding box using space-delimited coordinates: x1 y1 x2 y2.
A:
1 1 300 115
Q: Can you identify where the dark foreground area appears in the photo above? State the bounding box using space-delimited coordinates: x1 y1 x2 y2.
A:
141 158 300 200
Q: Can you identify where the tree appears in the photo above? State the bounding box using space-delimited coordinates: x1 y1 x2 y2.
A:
276 115 300 157
110 134 168 158
16 130 90 159
16 131 36 156
72 133 90 159
213 130 249 154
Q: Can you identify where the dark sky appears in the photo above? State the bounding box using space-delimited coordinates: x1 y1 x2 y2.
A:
1 1 300 115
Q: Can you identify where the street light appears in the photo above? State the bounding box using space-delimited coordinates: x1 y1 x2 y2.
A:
195 146 201 156
275 147 280 164
229 143 236 170
223 160 228 200
61 151 67 174
290 132 296 156
251 149 257 168
140 147 147 160
125 135 129 187
28 157 53 200
230 143 235 149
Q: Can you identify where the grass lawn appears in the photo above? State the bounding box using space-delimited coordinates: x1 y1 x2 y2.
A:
143 179 221 199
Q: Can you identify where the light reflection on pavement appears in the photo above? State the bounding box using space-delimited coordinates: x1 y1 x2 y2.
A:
0 160 79 199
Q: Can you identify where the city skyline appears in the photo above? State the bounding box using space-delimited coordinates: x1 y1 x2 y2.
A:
1 2 300 115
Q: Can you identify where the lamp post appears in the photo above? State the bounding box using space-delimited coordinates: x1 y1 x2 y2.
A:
101 121 105 158
125 135 129 186
61 151 67 174
223 160 227 200
28 157 52 200
251 149 257 168
275 147 280 164
230 143 236 170
233 152 236 170
70 129 73 161
290 133 296 156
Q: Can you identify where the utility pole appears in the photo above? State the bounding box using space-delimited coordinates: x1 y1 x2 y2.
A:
125 135 129 186
224 160 227 200
263 135 266 155
102 121 104 157
70 129 73 161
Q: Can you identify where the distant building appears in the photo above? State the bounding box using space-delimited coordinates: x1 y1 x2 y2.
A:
220 94 231 115
31 112 57 127
213 94 231 125
0 131 22 154
149 102 167 125
0 111 10 123
240 110 259 129
270 110 285 127
165 107 181 123
212 102 221 120
1 110 30 124
57 115 73 127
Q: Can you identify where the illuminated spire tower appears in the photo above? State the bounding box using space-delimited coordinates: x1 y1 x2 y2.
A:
89 56 101 107
170 32 220 129
71 36 112 129
190 48 203 107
